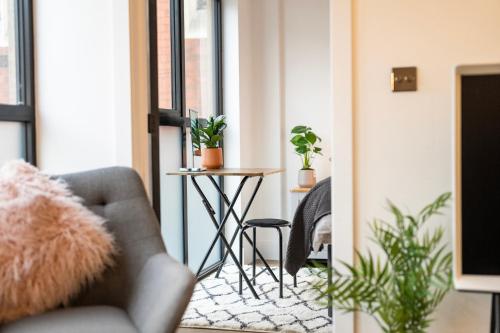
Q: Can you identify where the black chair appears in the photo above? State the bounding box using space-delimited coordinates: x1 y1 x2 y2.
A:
238 218 297 298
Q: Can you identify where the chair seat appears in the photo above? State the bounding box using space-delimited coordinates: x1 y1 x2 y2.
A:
245 218 290 228
0 306 138 333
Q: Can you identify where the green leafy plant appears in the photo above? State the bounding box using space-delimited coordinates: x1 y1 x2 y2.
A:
200 115 227 149
290 125 322 169
315 192 453 333
191 117 202 152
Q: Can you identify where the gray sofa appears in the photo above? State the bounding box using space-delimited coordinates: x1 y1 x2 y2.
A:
1 167 196 333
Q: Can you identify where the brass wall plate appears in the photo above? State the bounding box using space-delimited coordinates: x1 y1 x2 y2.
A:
391 67 417 92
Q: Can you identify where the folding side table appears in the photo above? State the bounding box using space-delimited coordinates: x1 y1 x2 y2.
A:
166 168 284 299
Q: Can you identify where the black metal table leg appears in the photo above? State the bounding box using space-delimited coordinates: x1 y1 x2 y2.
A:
190 175 260 299
207 176 278 282
192 176 248 277
210 175 262 272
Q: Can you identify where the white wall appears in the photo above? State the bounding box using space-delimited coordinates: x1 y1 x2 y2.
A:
283 0 331 213
34 0 133 174
345 0 500 331
222 0 243 250
223 0 331 260
221 0 283 261
239 0 285 259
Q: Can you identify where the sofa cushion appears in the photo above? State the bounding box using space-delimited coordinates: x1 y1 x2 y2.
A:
59 167 166 308
0 306 138 333
0 161 116 323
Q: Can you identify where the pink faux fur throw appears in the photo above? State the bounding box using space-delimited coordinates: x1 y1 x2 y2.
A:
0 161 116 323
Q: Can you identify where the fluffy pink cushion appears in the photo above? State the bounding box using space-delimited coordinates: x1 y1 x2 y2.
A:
0 161 116 323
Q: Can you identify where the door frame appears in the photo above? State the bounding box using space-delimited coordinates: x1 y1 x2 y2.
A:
330 0 355 332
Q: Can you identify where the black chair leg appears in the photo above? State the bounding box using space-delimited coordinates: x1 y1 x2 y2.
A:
240 222 295 299
239 227 245 295
275 227 283 298
287 224 298 288
252 227 256 286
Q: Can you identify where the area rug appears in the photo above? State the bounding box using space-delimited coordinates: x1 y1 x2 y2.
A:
181 265 332 333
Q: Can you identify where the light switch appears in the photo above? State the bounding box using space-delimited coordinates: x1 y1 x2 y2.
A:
391 67 417 92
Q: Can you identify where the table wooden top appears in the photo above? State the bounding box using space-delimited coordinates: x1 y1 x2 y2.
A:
290 187 311 193
166 168 285 177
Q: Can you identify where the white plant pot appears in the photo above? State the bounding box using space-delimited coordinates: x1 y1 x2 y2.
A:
298 169 316 188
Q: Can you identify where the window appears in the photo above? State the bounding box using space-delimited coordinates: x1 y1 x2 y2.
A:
0 0 35 165
150 0 223 275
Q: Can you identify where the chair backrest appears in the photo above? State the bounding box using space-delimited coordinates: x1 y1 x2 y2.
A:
58 167 166 308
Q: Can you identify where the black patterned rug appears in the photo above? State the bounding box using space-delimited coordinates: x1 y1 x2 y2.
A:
180 265 333 333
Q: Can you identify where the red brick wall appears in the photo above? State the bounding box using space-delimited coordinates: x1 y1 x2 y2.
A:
184 38 201 112
157 0 172 109
157 0 202 113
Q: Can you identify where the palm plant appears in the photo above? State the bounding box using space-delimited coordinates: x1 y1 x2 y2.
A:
316 192 453 333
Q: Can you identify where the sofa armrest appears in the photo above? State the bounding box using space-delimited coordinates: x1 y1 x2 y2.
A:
127 253 196 333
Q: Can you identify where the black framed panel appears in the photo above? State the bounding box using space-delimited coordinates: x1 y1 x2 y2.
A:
0 0 36 165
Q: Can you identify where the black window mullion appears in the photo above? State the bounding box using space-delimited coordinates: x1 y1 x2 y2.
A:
21 0 35 108
214 0 223 119
213 0 225 277
170 0 185 117
14 0 24 104
0 0 35 165
172 0 190 266
21 0 35 163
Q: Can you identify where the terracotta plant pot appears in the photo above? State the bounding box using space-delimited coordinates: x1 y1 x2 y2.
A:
194 149 201 157
201 148 223 169
298 169 316 188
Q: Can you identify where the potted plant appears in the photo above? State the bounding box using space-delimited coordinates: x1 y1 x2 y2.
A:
290 125 322 188
191 117 202 156
200 115 227 169
315 192 453 333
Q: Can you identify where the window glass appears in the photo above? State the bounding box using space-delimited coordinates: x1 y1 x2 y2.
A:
160 126 184 262
0 0 18 105
157 0 172 109
184 0 215 118
0 121 24 165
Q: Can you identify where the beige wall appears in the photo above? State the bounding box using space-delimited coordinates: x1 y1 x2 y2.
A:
349 0 500 332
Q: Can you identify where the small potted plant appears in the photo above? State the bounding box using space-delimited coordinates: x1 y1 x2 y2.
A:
290 125 322 188
200 115 226 169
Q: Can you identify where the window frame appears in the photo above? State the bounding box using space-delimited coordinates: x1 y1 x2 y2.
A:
0 0 36 164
